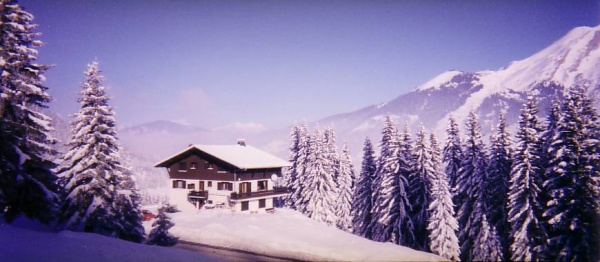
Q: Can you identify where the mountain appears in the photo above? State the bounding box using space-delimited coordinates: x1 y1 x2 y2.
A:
313 25 600 145
119 120 209 134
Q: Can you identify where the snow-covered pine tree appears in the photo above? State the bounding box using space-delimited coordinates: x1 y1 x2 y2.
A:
351 137 376 239
408 125 434 251
57 61 143 242
304 128 338 225
442 114 463 199
335 143 355 232
0 0 58 223
284 124 302 209
113 162 145 243
427 133 460 261
146 205 178 247
485 113 512 258
293 122 311 214
472 214 503 261
397 123 417 246
370 115 413 245
456 111 488 261
507 95 547 261
324 127 341 188
544 85 600 261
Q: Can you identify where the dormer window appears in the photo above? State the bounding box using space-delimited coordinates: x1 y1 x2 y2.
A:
190 162 197 169
178 162 187 171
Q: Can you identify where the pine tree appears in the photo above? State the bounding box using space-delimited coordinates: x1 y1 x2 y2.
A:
427 133 460 261
544 85 600 261
397 123 417 246
351 137 376 239
507 96 548 261
146 205 178 247
292 122 310 214
304 128 338 225
57 61 143 242
284 124 302 209
324 127 340 188
472 214 503 261
485 113 512 258
371 115 412 245
456 111 488 261
335 143 355 232
443 115 462 192
408 125 434 251
443 114 463 205
113 163 145 243
0 0 58 223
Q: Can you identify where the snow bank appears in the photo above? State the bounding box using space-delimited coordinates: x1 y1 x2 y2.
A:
0 219 220 262
163 208 445 261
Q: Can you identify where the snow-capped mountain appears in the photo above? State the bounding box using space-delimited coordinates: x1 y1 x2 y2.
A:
315 25 600 142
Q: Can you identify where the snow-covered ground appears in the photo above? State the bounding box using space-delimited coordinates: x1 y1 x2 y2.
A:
147 207 444 261
0 218 221 262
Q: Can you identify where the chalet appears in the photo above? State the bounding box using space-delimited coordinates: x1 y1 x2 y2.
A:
155 140 290 213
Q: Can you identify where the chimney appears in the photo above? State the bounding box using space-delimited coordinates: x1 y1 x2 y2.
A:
237 139 246 146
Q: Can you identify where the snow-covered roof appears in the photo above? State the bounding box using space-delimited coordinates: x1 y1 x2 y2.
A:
155 144 290 170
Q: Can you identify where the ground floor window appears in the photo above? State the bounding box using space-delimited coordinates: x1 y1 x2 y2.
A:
241 201 249 211
187 183 195 190
173 180 186 189
259 199 266 208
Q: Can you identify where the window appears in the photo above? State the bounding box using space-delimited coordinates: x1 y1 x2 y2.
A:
208 181 212 187
241 201 249 211
258 180 268 191
217 182 233 191
187 183 195 190
190 162 197 169
178 162 187 171
217 165 227 173
259 199 266 208
239 182 251 194
172 180 186 189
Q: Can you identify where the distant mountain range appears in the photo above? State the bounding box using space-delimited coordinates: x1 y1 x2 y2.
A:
316 25 600 141
93 24 600 193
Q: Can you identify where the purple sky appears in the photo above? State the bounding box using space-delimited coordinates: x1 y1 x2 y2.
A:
21 0 600 129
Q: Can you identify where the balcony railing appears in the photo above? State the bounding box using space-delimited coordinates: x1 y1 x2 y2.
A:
188 190 208 198
230 187 289 200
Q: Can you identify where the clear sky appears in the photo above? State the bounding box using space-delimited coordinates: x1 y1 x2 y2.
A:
20 0 600 129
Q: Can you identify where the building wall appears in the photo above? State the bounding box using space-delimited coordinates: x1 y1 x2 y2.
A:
232 198 274 213
162 152 283 212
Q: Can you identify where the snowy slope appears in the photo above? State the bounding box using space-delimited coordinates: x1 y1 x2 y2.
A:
0 219 221 262
155 208 444 261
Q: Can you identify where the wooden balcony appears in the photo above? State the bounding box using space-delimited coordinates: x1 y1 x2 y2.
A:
188 190 208 198
230 187 289 200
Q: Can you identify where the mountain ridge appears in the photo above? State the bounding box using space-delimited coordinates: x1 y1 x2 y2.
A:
315 25 600 137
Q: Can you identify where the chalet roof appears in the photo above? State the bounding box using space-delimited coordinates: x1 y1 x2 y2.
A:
155 144 290 170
